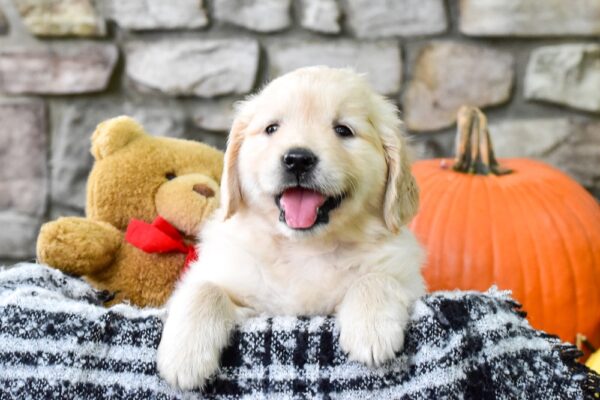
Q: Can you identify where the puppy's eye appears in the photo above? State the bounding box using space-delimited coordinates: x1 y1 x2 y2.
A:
165 172 176 180
265 124 279 135
334 125 354 138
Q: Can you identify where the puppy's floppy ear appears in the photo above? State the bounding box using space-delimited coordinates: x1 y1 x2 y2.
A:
221 118 246 220
372 97 419 234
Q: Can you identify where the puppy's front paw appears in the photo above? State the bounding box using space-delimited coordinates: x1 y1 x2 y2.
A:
338 309 408 367
157 325 222 390
157 283 236 390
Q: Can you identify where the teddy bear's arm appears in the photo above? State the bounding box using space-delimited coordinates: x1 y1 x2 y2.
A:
37 217 123 276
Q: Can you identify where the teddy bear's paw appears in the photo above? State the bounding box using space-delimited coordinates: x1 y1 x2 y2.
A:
157 334 221 391
338 308 408 367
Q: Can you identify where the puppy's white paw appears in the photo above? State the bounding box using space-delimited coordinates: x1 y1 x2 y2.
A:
157 283 236 390
337 272 421 367
157 324 223 390
338 309 408 367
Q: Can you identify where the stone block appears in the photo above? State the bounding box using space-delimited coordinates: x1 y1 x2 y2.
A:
403 42 514 131
126 39 259 97
0 43 118 94
525 44 600 113
268 40 402 95
0 100 47 217
460 0 600 36
102 0 208 30
14 0 105 37
299 0 341 34
345 0 447 38
214 0 291 32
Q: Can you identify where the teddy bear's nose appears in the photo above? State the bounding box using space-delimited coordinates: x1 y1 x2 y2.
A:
193 184 215 198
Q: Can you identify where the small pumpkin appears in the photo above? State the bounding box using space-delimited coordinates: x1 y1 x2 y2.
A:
586 349 600 374
410 106 600 348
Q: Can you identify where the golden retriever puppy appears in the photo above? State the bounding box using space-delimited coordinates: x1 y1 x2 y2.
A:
157 66 425 390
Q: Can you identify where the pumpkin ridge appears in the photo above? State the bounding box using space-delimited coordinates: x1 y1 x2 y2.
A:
504 182 549 333
492 177 527 312
412 172 456 278
444 178 477 290
462 175 482 289
547 177 600 270
414 166 446 187
543 179 600 344
482 177 500 297
425 177 468 290
414 169 453 217
410 171 443 227
525 182 579 342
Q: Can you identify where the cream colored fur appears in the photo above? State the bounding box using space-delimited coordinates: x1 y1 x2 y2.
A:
157 67 425 390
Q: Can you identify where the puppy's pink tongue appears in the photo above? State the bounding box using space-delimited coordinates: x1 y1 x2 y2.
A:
280 188 326 229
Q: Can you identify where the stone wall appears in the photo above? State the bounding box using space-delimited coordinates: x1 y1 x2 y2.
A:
0 0 599 261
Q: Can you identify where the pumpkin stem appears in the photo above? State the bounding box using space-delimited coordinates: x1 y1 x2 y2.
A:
452 106 512 176
577 333 597 353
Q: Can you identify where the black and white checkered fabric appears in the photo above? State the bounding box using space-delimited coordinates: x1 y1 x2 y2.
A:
0 263 598 399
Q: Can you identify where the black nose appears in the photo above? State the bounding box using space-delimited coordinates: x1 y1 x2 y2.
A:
282 148 318 174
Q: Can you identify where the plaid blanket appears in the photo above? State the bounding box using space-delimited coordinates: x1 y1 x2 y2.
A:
0 263 598 399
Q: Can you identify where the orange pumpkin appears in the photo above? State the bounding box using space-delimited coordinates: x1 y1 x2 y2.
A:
410 106 600 348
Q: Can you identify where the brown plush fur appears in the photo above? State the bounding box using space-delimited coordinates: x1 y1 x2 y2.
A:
37 116 224 307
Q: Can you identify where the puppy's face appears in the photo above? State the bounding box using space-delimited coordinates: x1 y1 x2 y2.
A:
222 67 418 238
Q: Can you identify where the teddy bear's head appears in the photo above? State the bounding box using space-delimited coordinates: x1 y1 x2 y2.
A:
86 116 223 237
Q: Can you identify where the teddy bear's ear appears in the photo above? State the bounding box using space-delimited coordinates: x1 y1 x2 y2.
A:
91 116 146 160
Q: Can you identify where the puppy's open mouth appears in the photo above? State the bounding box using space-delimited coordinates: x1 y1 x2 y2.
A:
275 187 345 230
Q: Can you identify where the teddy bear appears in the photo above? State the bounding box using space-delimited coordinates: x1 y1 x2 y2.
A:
36 116 224 307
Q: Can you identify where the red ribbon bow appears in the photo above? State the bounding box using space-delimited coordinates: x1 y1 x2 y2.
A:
125 216 198 274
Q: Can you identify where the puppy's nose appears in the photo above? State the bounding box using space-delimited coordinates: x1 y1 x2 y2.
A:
282 148 318 174
193 184 215 198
